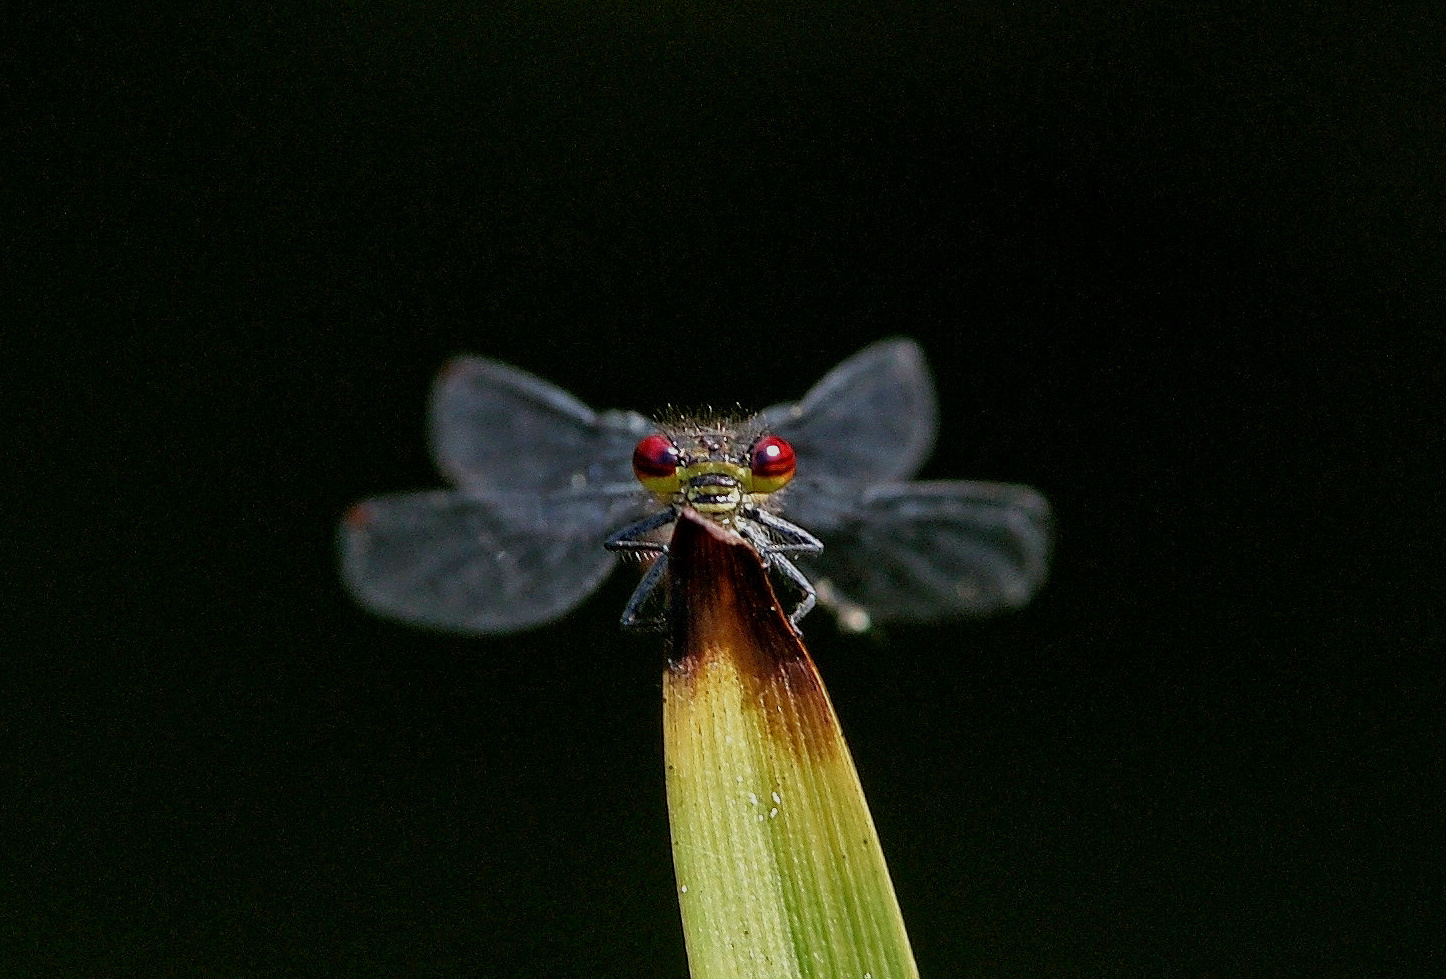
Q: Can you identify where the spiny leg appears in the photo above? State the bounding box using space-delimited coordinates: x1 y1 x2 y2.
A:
604 508 677 630
604 507 677 552
749 507 824 556
771 554 817 630
617 550 669 630
737 520 818 632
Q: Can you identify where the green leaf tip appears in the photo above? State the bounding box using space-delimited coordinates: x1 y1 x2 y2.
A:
663 511 919 979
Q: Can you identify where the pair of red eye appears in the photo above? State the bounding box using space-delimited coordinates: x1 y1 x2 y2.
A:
631 434 797 486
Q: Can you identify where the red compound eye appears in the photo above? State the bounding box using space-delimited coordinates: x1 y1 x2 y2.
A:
749 435 796 490
632 434 680 485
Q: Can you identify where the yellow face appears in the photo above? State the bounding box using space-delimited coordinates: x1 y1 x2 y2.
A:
631 430 797 516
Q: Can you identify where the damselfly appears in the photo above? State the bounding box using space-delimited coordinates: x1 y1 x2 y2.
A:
340 339 1051 635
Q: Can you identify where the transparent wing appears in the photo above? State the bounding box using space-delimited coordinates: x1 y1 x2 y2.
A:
761 339 939 504
339 487 652 634
801 480 1052 624
429 356 655 492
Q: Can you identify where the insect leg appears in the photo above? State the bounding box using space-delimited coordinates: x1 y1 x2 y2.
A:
604 507 676 553
617 550 669 630
737 520 818 632
771 554 817 631
748 508 824 556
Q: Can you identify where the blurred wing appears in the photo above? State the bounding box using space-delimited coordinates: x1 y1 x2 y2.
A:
429 356 654 492
802 481 1052 624
339 488 651 634
761 338 938 492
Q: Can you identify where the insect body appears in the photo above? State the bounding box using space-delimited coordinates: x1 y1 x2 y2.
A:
340 339 1052 635
604 424 823 631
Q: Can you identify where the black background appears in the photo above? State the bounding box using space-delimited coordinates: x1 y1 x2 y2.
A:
9 3 1443 976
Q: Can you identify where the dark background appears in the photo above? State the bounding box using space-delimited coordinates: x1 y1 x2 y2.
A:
8 3 1443 976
